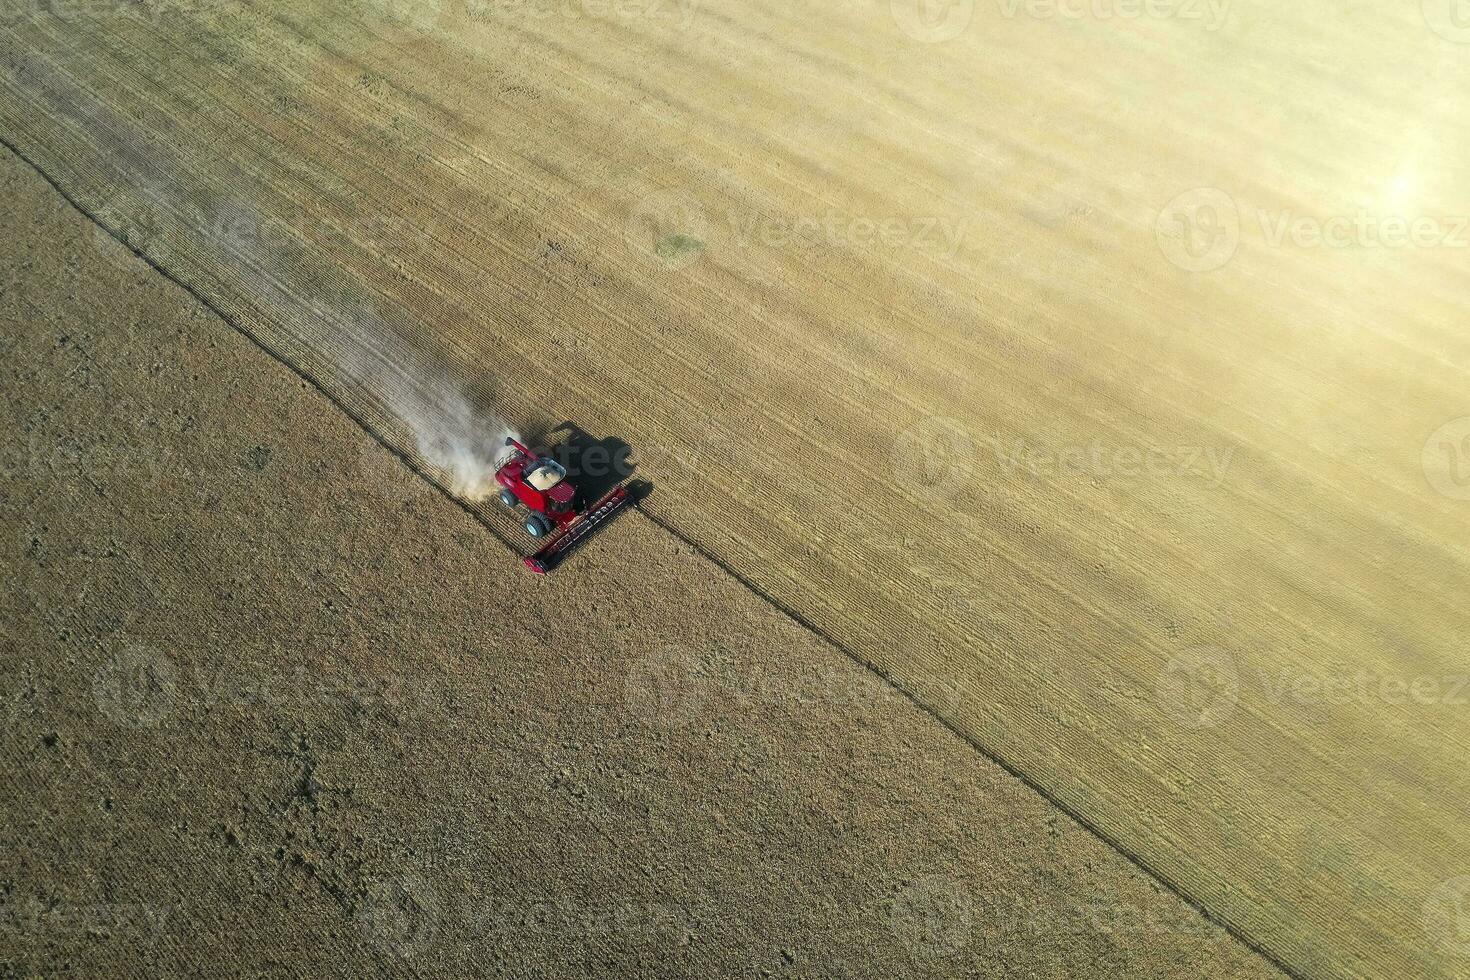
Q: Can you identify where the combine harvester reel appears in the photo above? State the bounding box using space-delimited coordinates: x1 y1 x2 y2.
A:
493 437 634 574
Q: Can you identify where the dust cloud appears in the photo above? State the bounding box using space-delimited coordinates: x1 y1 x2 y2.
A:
384 378 520 503
201 197 520 503
332 320 521 503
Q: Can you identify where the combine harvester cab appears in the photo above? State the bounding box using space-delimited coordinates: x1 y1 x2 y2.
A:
493 437 633 574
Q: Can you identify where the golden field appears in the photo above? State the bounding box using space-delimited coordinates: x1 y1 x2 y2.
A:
3 2 1469 974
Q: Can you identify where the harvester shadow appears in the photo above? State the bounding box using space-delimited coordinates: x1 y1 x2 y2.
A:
547 420 651 506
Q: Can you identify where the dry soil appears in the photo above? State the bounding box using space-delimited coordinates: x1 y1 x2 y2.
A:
0 145 1280 977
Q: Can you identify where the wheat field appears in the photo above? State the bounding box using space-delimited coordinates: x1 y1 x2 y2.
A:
3 1 1469 975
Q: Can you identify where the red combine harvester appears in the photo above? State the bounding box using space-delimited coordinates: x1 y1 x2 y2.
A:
494 437 632 574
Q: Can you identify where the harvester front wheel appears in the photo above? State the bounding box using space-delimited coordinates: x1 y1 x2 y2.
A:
525 515 551 538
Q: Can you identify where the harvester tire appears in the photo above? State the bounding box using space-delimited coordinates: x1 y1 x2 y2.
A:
498 489 517 508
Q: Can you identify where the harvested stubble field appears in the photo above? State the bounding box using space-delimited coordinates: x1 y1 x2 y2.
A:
0 143 1278 976
1 1 1468 977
